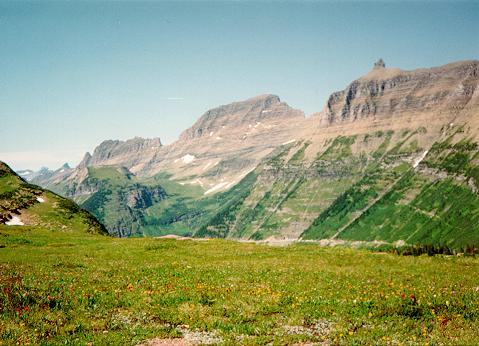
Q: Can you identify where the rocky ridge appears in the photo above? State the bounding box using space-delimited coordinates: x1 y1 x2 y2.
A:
27 60 479 241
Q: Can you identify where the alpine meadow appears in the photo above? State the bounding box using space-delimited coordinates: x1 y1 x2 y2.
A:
1 1 478 345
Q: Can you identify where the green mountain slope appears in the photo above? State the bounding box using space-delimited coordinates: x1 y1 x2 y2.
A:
38 123 478 249
199 124 479 249
49 166 220 237
301 126 479 248
0 162 107 238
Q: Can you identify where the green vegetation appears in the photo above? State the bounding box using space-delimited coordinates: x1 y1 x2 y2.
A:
195 171 259 238
34 124 478 250
0 162 106 236
303 128 479 249
318 135 357 161
341 176 479 248
1 229 479 345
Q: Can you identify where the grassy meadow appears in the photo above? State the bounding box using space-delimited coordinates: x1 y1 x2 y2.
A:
1 226 479 345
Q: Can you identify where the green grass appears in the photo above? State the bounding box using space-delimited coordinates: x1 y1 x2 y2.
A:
0 162 106 236
1 228 478 345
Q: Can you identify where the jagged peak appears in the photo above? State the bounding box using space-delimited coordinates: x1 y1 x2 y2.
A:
38 167 51 174
321 59 479 127
180 94 303 140
96 136 162 147
201 94 281 118
244 94 281 103
78 152 92 169
373 58 386 69
93 137 162 155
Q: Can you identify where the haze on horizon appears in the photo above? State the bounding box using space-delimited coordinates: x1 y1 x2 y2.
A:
1 1 478 171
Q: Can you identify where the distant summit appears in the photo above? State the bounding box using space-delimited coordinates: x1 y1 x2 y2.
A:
373 58 386 69
180 94 304 141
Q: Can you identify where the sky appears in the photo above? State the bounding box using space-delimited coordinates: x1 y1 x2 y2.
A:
0 1 478 171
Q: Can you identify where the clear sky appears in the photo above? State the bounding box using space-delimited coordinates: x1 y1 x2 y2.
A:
0 1 478 170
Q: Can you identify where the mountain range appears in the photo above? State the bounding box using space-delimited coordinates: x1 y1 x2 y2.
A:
20 59 479 248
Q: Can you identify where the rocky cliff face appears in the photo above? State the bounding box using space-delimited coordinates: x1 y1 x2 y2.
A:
88 137 163 172
124 185 166 209
321 60 478 127
179 94 304 140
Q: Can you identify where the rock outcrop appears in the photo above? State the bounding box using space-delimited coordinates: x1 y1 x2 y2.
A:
89 137 163 172
179 94 304 140
321 60 478 127
125 185 167 209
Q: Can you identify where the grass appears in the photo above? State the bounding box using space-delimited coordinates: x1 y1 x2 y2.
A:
1 228 479 345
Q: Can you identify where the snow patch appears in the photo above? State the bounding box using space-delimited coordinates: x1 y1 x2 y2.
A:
282 139 296 145
5 216 24 226
261 110 271 113
59 169 65 173
413 150 428 168
204 182 229 195
182 154 196 164
209 131 214 137
36 197 45 203
215 136 222 140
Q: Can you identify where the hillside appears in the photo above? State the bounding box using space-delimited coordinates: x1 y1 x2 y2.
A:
200 60 479 248
0 161 107 237
28 60 479 247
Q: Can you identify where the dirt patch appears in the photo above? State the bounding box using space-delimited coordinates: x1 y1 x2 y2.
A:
137 338 190 346
156 235 210 241
138 325 223 346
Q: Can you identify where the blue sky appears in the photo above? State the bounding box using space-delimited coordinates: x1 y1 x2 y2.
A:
0 1 478 170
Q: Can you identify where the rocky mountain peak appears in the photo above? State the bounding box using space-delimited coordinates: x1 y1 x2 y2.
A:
89 137 162 167
180 94 304 140
78 152 92 169
373 58 386 69
322 60 479 126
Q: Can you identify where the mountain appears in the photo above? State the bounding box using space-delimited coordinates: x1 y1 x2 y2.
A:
199 60 479 247
33 94 306 236
18 167 53 182
139 94 306 188
0 161 107 235
31 60 479 247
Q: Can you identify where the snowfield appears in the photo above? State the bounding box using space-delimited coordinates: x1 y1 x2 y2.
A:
5 216 24 226
182 154 196 164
